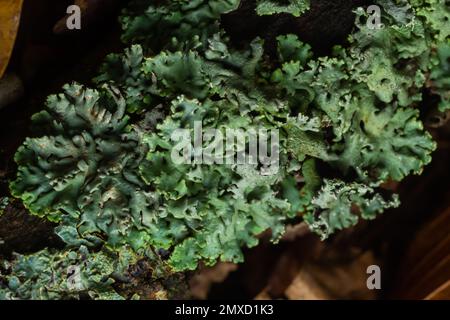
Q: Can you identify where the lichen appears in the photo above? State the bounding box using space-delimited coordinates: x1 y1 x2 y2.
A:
5 0 448 290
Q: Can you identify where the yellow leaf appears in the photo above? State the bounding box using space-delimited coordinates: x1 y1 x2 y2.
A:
0 0 23 79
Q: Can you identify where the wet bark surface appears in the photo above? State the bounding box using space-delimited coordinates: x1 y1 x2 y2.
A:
0 200 63 257
222 0 371 56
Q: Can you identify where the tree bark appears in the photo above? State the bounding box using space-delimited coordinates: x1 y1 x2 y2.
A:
222 0 370 56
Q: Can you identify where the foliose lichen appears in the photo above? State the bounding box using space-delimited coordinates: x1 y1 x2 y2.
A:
3 0 448 297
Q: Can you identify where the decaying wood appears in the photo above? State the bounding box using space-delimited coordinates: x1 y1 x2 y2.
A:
281 223 311 242
391 202 450 299
190 263 239 299
0 200 63 256
254 235 377 300
222 0 370 56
